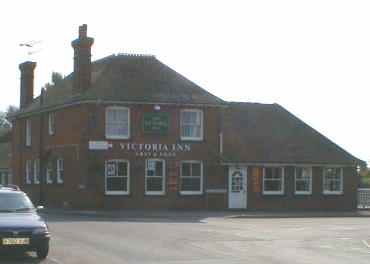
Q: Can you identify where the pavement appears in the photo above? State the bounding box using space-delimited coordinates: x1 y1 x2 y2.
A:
0 210 370 264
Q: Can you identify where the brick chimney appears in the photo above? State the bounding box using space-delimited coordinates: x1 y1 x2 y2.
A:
71 24 94 93
19 61 37 109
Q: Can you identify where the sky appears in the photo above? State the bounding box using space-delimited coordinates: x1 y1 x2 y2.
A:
1 0 369 164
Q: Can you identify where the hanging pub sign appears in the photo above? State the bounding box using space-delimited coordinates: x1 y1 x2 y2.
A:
143 112 170 135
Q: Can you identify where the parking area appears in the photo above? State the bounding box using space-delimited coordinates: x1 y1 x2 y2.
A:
1 212 370 264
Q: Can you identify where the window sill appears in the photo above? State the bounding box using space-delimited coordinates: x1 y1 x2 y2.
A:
180 191 203 196
145 192 165 196
323 191 343 195
294 192 312 195
180 136 203 141
263 191 285 195
106 135 130 140
105 191 130 195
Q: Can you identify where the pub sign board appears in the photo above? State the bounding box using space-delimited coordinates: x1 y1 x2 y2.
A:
143 112 170 135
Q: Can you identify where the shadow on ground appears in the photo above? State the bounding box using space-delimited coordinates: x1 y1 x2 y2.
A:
0 251 42 264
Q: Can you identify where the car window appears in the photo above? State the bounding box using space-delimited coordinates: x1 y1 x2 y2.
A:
0 193 35 212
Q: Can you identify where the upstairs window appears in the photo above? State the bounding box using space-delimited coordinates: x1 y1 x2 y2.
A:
323 168 343 195
105 107 130 139
57 159 64 184
295 167 312 195
145 159 165 195
48 112 55 135
180 161 203 195
263 167 284 195
180 109 203 140
26 119 31 146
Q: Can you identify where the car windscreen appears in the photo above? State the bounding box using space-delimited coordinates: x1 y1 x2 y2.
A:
0 193 35 212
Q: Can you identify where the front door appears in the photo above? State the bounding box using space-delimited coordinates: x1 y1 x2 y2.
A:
228 166 247 209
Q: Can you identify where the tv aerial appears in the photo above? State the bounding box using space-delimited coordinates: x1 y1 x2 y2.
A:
19 40 43 59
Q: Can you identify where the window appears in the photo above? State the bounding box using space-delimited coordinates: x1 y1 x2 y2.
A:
34 159 40 184
295 167 312 195
0 171 9 185
57 159 64 184
263 167 284 195
26 119 31 146
105 160 129 195
26 160 33 184
48 112 55 135
323 168 343 194
105 107 130 139
145 159 165 195
46 161 53 184
180 161 203 195
180 109 203 140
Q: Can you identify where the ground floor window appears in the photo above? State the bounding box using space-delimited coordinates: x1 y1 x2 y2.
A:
46 161 54 184
34 159 40 184
295 167 312 195
323 168 343 194
0 170 9 184
26 160 33 184
263 167 284 195
145 159 165 195
180 161 203 195
105 160 130 195
57 158 64 184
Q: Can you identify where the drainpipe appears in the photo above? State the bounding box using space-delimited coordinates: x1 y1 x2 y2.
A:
39 88 45 206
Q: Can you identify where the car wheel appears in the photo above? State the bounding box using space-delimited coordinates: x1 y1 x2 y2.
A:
36 242 49 259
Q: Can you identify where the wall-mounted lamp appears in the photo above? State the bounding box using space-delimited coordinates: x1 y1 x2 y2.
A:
154 105 161 111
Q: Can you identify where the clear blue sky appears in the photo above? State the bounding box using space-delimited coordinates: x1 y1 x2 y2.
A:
1 0 369 164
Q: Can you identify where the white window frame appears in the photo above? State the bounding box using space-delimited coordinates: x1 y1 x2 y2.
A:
26 160 32 184
105 106 130 139
57 158 64 184
26 119 31 146
294 167 312 195
262 167 285 195
105 160 130 195
145 159 166 195
323 168 343 195
180 109 203 141
34 159 40 184
48 112 55 135
46 162 53 184
180 161 203 195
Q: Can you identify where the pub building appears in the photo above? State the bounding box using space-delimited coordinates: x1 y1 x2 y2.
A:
11 25 365 210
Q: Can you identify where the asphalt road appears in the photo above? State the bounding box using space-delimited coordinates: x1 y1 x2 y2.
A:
1 213 370 264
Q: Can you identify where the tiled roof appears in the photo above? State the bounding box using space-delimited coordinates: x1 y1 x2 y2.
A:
222 102 365 166
17 54 224 116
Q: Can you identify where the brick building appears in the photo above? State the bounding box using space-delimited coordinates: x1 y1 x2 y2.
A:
11 25 365 210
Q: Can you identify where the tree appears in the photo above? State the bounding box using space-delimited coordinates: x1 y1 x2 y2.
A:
43 72 64 90
0 105 19 130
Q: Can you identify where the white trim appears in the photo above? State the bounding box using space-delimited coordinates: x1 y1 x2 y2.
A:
179 160 203 195
294 167 312 195
206 189 227 193
262 167 285 195
25 160 32 184
57 158 64 184
105 159 130 195
323 167 344 195
105 106 130 140
145 159 165 195
48 112 55 135
180 109 204 141
34 159 40 184
25 119 31 146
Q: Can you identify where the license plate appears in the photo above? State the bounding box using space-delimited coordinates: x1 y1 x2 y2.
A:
2 238 30 245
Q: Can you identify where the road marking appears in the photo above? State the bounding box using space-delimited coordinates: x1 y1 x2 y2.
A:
49 257 63 264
